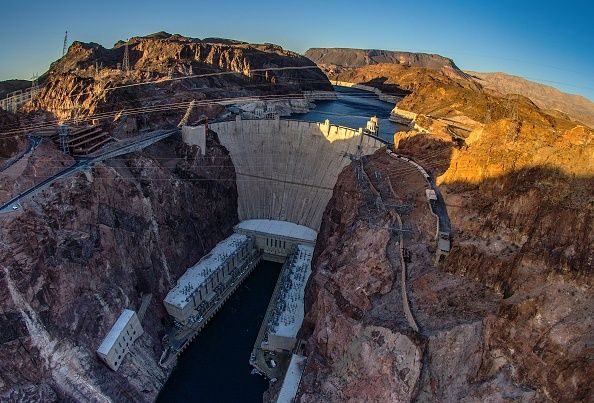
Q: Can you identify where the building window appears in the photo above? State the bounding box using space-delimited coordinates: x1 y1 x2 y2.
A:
118 355 121 359
114 361 118 366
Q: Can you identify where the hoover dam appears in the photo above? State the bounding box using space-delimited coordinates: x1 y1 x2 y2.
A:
156 114 386 401
199 117 383 230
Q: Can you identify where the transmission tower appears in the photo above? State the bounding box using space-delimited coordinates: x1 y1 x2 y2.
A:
123 43 130 73
62 31 68 56
59 124 70 155
178 100 196 127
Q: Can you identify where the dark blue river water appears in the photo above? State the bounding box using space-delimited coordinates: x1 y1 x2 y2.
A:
294 85 406 142
158 88 401 402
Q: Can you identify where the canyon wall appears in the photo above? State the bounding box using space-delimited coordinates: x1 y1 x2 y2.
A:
0 132 238 401
300 58 593 401
298 150 538 402
27 33 332 124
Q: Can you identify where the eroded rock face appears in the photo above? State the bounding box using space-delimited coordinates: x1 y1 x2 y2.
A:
334 59 594 400
299 163 422 402
0 133 237 401
29 33 332 123
298 152 534 402
394 119 593 400
0 109 25 159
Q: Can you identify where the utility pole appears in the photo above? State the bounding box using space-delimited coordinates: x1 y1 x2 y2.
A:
63 31 68 56
123 43 130 74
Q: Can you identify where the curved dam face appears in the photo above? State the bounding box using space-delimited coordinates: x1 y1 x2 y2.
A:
206 118 384 231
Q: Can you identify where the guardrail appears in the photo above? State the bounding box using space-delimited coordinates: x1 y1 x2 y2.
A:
0 85 42 113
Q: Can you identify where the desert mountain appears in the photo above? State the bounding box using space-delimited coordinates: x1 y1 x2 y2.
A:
29 32 331 122
305 47 467 79
468 71 594 128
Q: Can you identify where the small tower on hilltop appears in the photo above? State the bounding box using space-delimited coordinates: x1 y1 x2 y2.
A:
123 43 130 74
62 30 68 56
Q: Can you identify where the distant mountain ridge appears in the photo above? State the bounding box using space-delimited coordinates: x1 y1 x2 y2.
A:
305 47 466 78
467 71 594 128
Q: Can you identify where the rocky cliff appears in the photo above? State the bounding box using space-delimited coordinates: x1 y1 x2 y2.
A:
27 33 331 124
299 151 540 401
0 109 25 159
299 61 593 401
0 132 238 401
0 79 32 99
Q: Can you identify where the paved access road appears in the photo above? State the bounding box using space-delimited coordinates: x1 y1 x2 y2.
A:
0 129 178 214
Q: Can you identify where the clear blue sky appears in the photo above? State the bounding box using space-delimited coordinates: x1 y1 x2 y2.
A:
1 0 592 100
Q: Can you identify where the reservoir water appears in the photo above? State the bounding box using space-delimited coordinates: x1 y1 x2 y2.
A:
294 85 407 142
158 87 398 402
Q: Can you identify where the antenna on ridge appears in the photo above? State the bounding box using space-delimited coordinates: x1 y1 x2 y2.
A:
62 30 68 56
123 43 130 74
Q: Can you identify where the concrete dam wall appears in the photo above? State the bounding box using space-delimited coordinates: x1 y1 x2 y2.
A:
200 118 383 231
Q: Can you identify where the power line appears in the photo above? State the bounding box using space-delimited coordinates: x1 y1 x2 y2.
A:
0 90 392 138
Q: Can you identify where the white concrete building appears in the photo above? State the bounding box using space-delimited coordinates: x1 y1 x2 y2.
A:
263 245 313 352
97 309 143 371
425 189 437 201
234 219 316 262
163 234 254 323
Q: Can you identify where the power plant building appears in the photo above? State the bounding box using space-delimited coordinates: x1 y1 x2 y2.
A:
163 234 254 324
234 219 316 262
262 245 314 352
96 309 144 371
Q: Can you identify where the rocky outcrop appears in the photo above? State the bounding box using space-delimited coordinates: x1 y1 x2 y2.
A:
298 151 538 401
29 34 331 123
0 79 32 99
392 100 594 401
0 109 25 159
298 56 593 400
0 132 238 401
